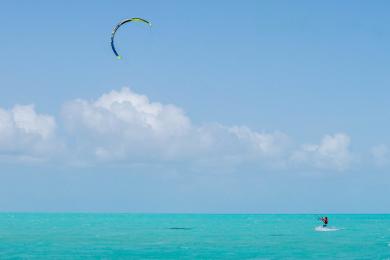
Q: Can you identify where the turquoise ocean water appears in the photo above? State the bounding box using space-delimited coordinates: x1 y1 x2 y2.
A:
0 214 389 259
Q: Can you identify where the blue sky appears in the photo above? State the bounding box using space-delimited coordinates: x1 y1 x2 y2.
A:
0 0 389 213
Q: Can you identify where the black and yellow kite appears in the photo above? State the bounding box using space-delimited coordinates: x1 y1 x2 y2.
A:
110 18 151 59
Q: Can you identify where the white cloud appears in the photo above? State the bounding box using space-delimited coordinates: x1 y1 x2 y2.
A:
229 126 290 157
62 88 193 162
371 144 389 167
0 104 58 161
290 133 352 171
64 88 191 138
61 88 290 166
0 88 355 171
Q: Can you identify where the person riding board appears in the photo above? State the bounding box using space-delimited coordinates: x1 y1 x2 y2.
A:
320 216 328 227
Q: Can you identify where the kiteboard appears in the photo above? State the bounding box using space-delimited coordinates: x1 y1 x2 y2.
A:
314 226 339 232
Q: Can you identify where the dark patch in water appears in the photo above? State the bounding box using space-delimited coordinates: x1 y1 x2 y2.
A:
168 227 192 230
269 234 285 237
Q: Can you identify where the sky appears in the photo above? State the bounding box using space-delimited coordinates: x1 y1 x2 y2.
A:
0 0 389 213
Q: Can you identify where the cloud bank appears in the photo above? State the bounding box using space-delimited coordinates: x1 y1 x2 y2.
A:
0 88 355 171
0 105 58 162
61 88 293 168
290 134 352 171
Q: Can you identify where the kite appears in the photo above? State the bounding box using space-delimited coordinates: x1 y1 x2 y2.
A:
110 18 151 59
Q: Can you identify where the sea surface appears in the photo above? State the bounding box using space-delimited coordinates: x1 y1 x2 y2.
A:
0 214 389 259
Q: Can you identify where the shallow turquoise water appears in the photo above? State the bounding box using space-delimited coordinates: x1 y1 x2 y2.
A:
0 214 389 259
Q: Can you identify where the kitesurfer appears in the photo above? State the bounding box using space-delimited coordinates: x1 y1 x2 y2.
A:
320 216 328 227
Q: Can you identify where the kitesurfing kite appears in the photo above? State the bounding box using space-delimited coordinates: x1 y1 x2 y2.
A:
110 18 152 59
